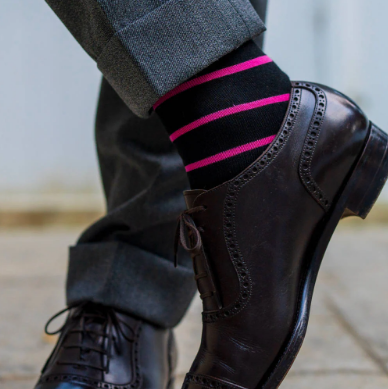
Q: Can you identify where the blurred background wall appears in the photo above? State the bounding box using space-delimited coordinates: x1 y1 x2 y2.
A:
0 0 387 217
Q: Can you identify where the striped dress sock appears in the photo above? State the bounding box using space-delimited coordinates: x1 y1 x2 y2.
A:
154 40 291 190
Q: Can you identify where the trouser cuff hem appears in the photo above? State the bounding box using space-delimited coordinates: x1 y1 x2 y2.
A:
66 242 196 328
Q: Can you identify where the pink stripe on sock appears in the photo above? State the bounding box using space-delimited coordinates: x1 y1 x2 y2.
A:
153 56 273 109
185 135 276 172
170 93 290 142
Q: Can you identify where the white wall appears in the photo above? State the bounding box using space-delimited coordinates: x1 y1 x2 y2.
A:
266 0 388 126
0 1 101 193
0 0 388 198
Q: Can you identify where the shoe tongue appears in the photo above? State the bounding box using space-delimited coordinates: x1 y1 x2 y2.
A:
183 189 206 209
74 303 109 327
82 302 106 315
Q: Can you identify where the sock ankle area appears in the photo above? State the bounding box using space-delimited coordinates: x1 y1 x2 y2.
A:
155 40 292 190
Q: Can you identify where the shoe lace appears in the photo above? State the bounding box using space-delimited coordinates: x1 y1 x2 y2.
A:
174 205 221 305
174 206 206 267
44 303 135 374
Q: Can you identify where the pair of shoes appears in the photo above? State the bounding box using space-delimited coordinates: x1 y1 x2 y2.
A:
35 81 388 389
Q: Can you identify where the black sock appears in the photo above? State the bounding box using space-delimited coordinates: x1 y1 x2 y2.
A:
154 41 291 190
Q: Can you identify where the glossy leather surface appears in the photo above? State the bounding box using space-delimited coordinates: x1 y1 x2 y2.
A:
181 82 370 389
35 304 176 389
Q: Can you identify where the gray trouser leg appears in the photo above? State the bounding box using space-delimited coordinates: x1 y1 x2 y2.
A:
45 0 265 117
67 79 196 328
66 0 268 328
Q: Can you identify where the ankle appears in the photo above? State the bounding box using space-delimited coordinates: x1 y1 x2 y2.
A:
155 41 291 189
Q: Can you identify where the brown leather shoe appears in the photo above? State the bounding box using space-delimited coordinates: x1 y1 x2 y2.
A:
177 82 388 389
34 302 177 389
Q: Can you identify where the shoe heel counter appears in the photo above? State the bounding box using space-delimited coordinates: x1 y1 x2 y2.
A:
343 123 388 219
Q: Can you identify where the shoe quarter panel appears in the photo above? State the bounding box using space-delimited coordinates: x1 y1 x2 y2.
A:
189 87 327 388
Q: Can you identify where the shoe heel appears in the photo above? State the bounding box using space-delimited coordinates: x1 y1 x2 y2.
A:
343 123 388 219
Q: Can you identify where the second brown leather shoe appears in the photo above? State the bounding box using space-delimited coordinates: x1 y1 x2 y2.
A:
177 82 388 389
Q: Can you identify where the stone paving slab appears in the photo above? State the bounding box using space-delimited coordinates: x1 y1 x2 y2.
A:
175 374 388 389
281 374 388 389
1 225 388 388
323 226 388 374
0 230 68 382
1 380 37 389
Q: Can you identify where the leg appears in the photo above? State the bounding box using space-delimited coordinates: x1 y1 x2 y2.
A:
39 0 388 388
36 78 192 389
66 78 197 328
66 0 269 329
36 0 271 387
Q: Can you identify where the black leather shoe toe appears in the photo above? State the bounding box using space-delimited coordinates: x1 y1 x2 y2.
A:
34 302 176 389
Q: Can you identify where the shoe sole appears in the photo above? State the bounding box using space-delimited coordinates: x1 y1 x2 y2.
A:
261 122 388 389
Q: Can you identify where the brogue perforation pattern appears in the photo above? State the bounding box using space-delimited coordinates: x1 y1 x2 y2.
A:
39 324 143 389
202 87 301 323
183 373 246 389
296 81 331 211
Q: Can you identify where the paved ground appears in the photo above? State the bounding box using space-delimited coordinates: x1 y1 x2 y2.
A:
1 221 388 388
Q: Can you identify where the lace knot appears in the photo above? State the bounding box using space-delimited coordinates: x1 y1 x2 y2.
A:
174 206 206 267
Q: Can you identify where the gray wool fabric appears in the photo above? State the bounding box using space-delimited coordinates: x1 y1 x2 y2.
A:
58 0 268 328
45 0 265 117
66 78 197 328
